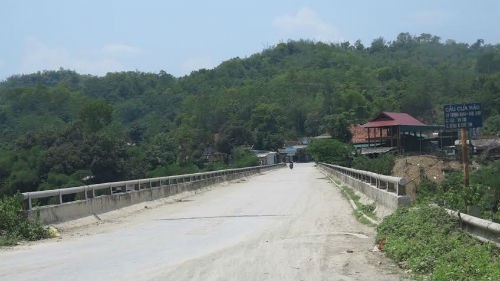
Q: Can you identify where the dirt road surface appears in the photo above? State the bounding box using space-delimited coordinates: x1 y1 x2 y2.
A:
0 163 407 281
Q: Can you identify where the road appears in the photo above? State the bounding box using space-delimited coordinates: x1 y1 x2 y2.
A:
0 163 406 281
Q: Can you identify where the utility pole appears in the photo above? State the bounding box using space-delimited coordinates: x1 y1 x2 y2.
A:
461 128 469 186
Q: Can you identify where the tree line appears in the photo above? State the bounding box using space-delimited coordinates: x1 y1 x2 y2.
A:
1 32 499 196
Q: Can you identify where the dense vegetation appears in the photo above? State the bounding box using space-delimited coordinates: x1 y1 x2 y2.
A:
0 194 48 245
377 205 500 280
1 33 500 197
417 160 500 222
351 153 396 175
306 138 353 166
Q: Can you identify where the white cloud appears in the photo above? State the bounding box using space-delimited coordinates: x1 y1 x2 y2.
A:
180 56 216 75
273 7 343 43
20 37 141 76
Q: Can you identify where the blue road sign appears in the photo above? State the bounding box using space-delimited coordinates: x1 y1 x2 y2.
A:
444 103 482 129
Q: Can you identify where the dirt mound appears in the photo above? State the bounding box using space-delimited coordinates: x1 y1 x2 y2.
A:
392 155 461 200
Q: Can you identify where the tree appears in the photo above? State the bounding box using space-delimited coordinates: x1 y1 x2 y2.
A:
304 111 323 136
86 134 126 183
483 115 500 135
145 133 177 167
392 32 415 49
250 103 285 150
476 53 500 74
230 147 259 168
324 114 353 143
354 40 365 51
369 37 386 53
79 100 113 132
216 125 253 155
2 36 500 197
306 138 353 166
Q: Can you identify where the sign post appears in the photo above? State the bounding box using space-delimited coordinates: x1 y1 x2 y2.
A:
460 128 469 186
443 103 482 186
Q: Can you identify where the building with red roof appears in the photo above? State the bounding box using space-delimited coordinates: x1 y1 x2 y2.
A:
354 112 443 154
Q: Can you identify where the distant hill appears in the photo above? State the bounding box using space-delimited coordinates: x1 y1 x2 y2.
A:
1 33 499 195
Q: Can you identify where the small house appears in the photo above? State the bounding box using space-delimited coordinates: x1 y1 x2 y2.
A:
356 112 443 155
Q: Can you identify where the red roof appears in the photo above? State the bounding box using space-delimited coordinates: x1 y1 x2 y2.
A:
361 112 426 128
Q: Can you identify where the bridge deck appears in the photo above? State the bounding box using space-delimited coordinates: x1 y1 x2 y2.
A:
0 163 406 281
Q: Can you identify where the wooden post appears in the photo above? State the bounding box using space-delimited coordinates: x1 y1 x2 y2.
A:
419 130 422 154
461 128 469 186
390 127 393 147
397 126 401 153
367 128 371 147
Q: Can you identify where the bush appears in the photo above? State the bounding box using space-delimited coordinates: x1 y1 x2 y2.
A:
0 194 48 245
417 161 500 222
351 153 395 175
204 160 227 171
306 138 353 166
376 205 500 280
230 148 259 168
146 163 200 178
472 161 500 217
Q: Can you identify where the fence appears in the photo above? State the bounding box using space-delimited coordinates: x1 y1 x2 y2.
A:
21 164 284 224
446 209 500 247
318 162 411 211
318 162 500 247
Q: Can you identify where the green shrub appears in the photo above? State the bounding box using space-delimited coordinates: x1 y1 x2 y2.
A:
146 162 200 177
307 138 353 166
351 153 395 175
433 243 500 281
204 160 227 171
376 205 500 280
0 194 48 245
415 177 441 203
230 148 259 168
417 162 500 222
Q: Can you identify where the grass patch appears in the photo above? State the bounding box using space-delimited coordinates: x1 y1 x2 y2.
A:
330 178 341 186
376 205 500 280
340 185 377 225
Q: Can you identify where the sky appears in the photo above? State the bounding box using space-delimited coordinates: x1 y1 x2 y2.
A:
1 0 499 81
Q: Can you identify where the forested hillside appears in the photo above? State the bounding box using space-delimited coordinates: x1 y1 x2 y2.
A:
1 33 499 196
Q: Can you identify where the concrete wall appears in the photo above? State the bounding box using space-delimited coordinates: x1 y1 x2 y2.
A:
27 165 282 224
319 164 411 211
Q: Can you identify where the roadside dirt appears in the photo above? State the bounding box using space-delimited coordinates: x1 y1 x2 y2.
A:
392 155 462 200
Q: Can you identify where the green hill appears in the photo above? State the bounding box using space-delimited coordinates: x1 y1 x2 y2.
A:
1 33 499 196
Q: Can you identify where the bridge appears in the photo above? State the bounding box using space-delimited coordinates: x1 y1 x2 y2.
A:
2 163 498 280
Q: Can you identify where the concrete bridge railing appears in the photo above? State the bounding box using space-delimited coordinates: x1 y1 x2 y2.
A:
319 162 500 247
318 162 412 211
22 164 285 224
